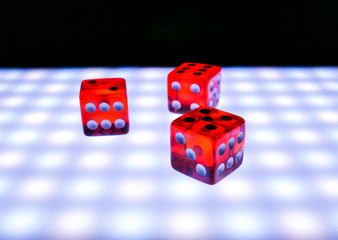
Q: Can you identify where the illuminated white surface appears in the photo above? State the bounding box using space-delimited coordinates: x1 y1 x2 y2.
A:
0 67 338 239
216 208 272 239
164 210 210 239
47 207 99 239
0 206 47 238
15 176 59 201
103 208 157 238
276 209 329 239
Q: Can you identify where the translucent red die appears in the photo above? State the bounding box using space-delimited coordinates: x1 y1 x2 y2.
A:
170 106 245 184
79 78 129 136
167 62 221 113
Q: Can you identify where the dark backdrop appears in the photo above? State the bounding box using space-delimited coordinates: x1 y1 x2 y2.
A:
1 1 337 67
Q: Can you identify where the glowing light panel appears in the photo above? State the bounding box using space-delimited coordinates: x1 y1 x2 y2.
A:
0 67 337 239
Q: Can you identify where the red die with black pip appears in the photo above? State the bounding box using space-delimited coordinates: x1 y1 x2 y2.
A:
79 78 129 136
167 62 221 113
170 106 245 185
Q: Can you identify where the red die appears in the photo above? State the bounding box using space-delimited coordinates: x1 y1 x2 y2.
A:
170 106 245 185
167 62 221 113
79 78 129 136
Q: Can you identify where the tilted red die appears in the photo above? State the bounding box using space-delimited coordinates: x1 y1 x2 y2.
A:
170 106 245 185
167 62 221 113
79 78 129 136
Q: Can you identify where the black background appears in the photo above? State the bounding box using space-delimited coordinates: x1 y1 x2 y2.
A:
1 1 337 67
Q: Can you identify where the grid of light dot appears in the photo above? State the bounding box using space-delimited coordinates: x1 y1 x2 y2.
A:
0 67 338 239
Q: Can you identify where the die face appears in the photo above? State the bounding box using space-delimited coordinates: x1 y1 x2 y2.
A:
79 78 129 136
170 106 245 185
168 62 221 113
169 62 221 82
206 74 221 108
171 122 215 185
214 122 245 184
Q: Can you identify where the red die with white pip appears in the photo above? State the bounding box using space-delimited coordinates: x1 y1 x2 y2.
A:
167 62 221 113
79 78 129 136
170 106 245 185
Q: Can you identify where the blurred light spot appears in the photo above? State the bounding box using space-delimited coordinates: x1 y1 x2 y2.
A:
50 69 77 80
41 83 68 93
256 68 281 79
16 176 58 200
313 68 337 78
22 69 49 81
236 95 265 107
114 178 157 202
12 83 38 93
103 208 156 238
63 177 106 200
64 96 79 108
231 82 258 92
21 111 51 125
122 151 158 170
315 110 338 124
263 176 309 202
313 175 338 200
132 111 161 125
298 149 336 169
129 130 159 145
303 94 332 107
108 67 136 79
244 111 273 125
0 83 10 92
294 82 320 92
225 68 253 78
132 96 162 108
1 96 27 107
32 96 61 108
164 210 209 239
165 178 205 201
57 112 79 125
249 128 284 145
0 151 26 169
8 129 40 145
276 110 310 124
217 208 270 239
81 68 111 79
137 82 162 92
276 209 327 239
285 68 311 79
82 134 119 146
218 96 233 107
271 95 298 107
288 128 322 145
322 81 338 91
0 207 46 238
32 151 70 170
257 150 293 170
138 68 165 80
263 82 290 92
47 208 98 239
46 130 76 145
1 69 23 80
216 177 257 201
76 152 112 170
0 111 16 124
